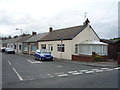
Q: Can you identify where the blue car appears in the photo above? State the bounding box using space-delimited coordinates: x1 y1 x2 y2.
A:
34 49 53 61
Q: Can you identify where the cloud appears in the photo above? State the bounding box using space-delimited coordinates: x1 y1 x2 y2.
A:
0 0 118 39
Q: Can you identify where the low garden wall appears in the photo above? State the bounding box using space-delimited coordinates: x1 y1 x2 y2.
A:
72 53 108 62
117 53 120 65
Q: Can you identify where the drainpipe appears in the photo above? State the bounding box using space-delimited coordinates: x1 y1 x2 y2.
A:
60 38 63 59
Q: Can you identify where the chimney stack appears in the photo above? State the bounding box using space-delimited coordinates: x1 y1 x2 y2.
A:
83 18 90 25
32 32 37 35
49 27 53 32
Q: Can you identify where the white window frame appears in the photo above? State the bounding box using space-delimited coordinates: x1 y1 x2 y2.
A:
48 44 53 51
57 44 65 52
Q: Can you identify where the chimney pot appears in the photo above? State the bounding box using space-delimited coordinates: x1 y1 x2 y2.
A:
49 27 53 32
32 32 37 35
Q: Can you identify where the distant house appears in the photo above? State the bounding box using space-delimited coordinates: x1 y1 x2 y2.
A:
2 37 22 52
38 19 108 60
23 32 48 55
2 35 32 53
15 35 32 54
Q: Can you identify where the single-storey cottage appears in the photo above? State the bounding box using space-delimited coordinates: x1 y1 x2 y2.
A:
2 37 22 52
38 19 108 60
23 32 48 55
15 35 32 54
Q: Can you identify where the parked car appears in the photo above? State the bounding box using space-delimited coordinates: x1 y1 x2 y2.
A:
5 48 15 54
34 49 53 61
0 47 6 52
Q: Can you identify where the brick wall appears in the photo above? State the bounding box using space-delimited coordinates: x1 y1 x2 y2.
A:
72 54 94 62
72 54 108 62
117 53 120 65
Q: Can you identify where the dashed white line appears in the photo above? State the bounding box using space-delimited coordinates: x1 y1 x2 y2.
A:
27 60 42 64
68 71 78 73
72 72 83 75
95 70 103 72
8 60 11 65
101 68 109 70
57 74 68 77
49 76 54 78
80 70 88 72
12 68 23 81
114 67 120 70
25 77 36 81
55 72 64 75
85 71 94 74
91 69 99 71
106 69 114 71
57 66 63 68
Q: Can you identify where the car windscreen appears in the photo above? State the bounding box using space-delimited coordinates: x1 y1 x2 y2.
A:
6 48 13 51
40 49 51 53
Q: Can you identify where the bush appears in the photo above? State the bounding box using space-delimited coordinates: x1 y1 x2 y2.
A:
94 54 102 62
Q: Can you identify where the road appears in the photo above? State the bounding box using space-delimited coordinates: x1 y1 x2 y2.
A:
2 53 119 88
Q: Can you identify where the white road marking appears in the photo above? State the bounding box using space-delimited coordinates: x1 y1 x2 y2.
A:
12 68 23 81
8 60 11 65
72 72 83 75
100 68 109 70
26 76 34 78
27 60 42 64
80 70 88 72
95 70 103 72
68 71 78 73
85 71 94 74
25 78 36 81
41 77 47 78
114 67 120 70
91 69 99 71
55 72 64 75
57 66 63 68
106 69 114 71
57 74 68 77
49 76 54 78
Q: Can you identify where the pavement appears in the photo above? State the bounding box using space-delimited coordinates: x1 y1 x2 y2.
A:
20 53 119 68
73 61 118 68
55 58 119 68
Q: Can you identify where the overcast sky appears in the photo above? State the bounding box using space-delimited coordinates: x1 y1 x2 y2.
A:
0 0 119 39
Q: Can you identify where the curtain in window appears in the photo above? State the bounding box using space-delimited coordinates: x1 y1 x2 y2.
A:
31 45 37 52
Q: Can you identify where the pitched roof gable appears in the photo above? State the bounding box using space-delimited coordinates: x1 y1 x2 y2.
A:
24 33 48 43
3 37 22 44
40 24 87 41
16 35 32 43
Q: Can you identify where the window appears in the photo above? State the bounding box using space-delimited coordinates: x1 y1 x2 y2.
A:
31 45 37 52
57 44 65 52
48 44 53 51
41 44 46 49
11 45 13 48
79 44 108 55
14 45 16 49
75 44 78 54
23 45 28 51
19 45 22 50
79 44 91 55
7 45 10 48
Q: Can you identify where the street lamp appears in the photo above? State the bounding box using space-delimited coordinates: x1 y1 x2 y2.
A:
16 28 22 35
